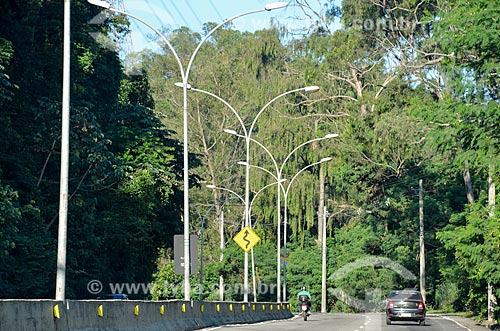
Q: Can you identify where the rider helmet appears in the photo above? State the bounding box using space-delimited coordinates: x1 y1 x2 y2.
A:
301 286 306 291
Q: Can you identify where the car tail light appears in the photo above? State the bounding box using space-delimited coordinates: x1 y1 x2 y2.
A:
388 300 394 309
418 301 424 310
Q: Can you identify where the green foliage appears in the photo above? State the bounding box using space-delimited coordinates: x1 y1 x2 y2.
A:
0 177 20 254
437 200 500 283
0 0 183 299
150 249 184 300
0 0 498 321
435 281 459 312
0 38 17 106
436 0 500 96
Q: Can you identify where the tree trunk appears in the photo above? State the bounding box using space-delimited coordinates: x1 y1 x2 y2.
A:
488 164 495 217
463 160 474 204
487 165 496 326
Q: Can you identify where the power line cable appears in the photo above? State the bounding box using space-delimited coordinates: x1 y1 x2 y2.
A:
118 0 166 52
183 0 204 28
156 0 179 29
145 0 173 30
207 0 224 22
164 0 192 29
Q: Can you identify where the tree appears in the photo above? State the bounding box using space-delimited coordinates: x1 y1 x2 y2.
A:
0 0 183 298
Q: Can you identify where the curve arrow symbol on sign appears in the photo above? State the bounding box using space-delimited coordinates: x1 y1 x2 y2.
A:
243 230 251 249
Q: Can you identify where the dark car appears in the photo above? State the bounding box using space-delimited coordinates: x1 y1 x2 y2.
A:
386 289 426 326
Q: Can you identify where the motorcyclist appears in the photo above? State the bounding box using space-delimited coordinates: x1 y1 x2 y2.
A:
297 286 312 313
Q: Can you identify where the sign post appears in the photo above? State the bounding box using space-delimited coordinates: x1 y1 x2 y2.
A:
174 234 198 275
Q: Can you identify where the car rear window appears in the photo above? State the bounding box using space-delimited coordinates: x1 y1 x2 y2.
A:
389 291 422 300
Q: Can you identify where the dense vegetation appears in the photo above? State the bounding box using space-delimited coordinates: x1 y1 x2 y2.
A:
0 0 498 321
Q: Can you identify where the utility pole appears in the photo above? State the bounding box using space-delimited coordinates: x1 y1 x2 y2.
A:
419 179 426 303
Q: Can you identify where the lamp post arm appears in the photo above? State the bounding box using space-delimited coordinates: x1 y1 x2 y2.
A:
185 5 282 79
249 180 284 217
240 162 286 194
280 134 337 175
248 138 280 177
191 87 248 137
284 158 333 197
103 6 186 82
248 87 306 139
207 185 245 205
225 130 281 179
244 163 278 182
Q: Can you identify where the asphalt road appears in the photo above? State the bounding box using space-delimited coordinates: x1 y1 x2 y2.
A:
198 312 488 331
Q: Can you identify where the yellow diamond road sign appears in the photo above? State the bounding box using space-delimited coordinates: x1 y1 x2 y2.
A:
233 226 261 252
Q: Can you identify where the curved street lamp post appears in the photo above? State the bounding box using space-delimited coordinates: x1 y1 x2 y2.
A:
86 0 288 301
281 156 333 300
182 84 319 302
230 132 338 302
238 155 336 301
207 179 284 302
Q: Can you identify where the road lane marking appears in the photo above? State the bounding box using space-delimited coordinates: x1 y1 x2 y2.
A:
441 315 472 331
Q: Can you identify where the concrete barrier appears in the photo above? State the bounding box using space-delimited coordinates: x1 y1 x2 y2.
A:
0 299 293 331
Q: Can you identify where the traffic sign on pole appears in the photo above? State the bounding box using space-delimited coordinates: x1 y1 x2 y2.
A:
174 234 198 275
233 226 260 253
280 256 290 266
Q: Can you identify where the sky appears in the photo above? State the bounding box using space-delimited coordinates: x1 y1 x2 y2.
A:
109 0 332 52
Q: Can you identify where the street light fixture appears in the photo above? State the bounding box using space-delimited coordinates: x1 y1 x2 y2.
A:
181 84 319 302
282 156 333 301
87 0 288 301
304 85 321 92
265 2 288 10
207 178 284 302
87 0 110 8
229 131 338 302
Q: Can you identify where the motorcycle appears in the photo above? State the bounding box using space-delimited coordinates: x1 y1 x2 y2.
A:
298 295 311 321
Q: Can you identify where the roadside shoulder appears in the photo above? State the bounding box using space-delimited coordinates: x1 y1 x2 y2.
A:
430 313 495 331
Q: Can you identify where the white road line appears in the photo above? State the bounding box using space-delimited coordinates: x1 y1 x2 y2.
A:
441 315 472 331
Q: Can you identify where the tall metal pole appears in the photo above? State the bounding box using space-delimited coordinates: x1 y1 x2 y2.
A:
272 156 334 303
56 0 71 301
219 210 225 301
199 212 204 301
419 179 426 303
243 136 251 302
182 81 191 300
276 168 282 303
321 206 327 312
